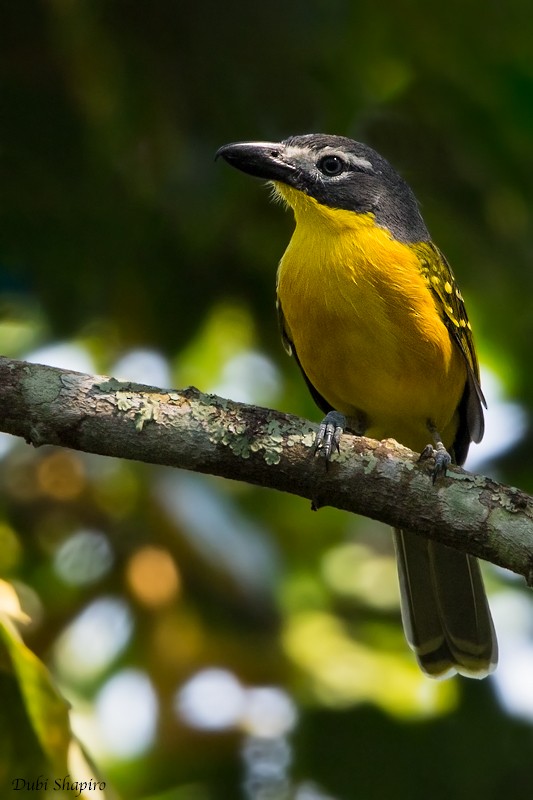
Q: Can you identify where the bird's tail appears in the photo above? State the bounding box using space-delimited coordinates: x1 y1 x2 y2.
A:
393 529 498 679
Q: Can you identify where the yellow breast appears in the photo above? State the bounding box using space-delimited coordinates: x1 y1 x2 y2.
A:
275 190 466 453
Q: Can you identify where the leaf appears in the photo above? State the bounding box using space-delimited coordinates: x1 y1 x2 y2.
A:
0 611 71 773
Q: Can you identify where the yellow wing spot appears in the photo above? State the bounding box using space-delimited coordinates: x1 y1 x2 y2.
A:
467 321 472 331
444 281 453 294
459 319 467 327
431 275 440 287
445 305 460 327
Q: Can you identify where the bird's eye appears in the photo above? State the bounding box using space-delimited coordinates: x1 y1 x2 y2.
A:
317 155 345 176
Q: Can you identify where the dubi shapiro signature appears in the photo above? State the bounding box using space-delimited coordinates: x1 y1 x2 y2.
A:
12 775 106 796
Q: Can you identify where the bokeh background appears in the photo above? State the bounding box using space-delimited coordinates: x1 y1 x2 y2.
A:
2 1 533 798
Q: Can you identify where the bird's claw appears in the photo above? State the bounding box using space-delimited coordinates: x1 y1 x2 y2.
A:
419 443 452 483
313 411 346 463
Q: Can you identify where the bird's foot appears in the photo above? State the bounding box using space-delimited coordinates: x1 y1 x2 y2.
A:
312 411 346 463
419 441 452 483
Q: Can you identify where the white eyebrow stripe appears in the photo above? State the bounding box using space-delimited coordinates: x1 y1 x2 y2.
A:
346 154 373 171
320 148 374 171
283 145 374 172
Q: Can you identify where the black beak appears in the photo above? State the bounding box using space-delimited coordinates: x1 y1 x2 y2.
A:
215 141 296 183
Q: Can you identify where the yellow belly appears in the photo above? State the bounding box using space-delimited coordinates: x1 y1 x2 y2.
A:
276 204 466 454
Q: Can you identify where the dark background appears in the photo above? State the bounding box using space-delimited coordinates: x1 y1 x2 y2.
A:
2 1 533 798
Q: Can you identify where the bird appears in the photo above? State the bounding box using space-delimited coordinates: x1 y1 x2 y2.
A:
216 133 497 679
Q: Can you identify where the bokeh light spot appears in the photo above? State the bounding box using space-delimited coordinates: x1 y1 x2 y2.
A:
112 348 171 387
54 529 113 586
490 591 533 721
126 546 181 608
25 341 95 374
95 669 158 759
176 668 245 730
241 688 297 738
321 543 399 610
283 611 456 718
214 350 281 405
54 597 133 682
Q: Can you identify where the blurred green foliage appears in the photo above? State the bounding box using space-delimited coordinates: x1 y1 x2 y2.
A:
1 1 533 798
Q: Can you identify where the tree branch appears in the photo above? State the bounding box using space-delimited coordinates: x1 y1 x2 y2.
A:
0 356 532 584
